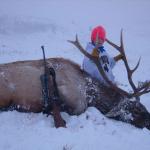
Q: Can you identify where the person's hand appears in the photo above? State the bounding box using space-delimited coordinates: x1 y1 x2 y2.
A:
91 48 99 58
114 54 124 62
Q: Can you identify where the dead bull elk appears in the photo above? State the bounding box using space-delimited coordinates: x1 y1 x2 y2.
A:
0 31 150 129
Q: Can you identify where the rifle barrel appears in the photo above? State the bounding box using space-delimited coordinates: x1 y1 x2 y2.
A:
41 46 47 72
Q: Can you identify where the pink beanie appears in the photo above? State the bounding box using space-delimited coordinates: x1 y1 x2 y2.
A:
91 26 106 43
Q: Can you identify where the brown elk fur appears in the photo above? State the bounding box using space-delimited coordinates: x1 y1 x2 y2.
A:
0 58 88 114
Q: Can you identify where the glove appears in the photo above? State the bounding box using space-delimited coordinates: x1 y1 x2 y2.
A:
91 48 99 58
114 54 124 62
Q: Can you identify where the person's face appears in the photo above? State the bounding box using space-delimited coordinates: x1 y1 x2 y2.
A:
94 37 104 47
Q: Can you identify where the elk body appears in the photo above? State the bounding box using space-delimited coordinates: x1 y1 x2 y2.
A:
0 58 89 115
0 57 150 130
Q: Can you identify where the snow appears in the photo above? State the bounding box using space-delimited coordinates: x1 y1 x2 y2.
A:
0 0 150 150
1 108 150 150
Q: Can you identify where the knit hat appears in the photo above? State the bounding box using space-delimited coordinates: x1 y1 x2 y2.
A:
91 26 106 43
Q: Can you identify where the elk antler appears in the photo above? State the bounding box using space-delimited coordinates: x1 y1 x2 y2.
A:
68 35 131 98
68 33 150 101
106 30 150 101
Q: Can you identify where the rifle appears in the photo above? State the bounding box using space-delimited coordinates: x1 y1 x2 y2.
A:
40 46 66 128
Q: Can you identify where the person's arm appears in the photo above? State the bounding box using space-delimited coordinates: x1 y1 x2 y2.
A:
114 54 123 62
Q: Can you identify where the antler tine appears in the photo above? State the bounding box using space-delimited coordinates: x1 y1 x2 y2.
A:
106 38 121 52
137 80 150 92
120 29 124 52
74 34 79 44
68 34 93 60
120 30 140 74
105 29 126 54
120 30 141 74
131 57 141 74
120 31 140 100
68 34 78 45
133 87 150 98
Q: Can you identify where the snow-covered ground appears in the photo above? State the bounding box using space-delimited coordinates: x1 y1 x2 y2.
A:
0 0 150 150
